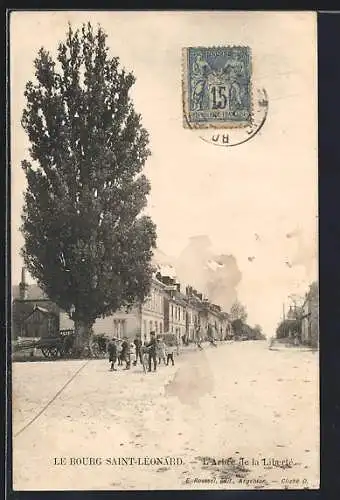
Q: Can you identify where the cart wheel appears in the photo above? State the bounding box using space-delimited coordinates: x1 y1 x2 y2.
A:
41 347 51 358
41 346 59 358
91 344 100 358
49 347 60 358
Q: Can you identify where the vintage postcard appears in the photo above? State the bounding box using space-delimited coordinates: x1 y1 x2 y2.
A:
10 11 318 491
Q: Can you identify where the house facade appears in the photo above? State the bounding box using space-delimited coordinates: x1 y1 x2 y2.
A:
184 286 203 341
96 274 168 342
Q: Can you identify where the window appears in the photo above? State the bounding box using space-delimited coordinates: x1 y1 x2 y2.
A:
149 321 153 333
47 316 53 335
121 320 126 337
160 323 163 334
155 322 158 333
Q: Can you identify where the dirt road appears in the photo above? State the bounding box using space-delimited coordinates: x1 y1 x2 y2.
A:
12 340 319 490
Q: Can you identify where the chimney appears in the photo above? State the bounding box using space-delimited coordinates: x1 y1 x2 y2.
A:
19 267 29 300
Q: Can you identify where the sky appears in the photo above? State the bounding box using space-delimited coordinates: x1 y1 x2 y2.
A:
10 11 318 336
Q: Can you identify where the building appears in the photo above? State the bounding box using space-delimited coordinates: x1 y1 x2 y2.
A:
184 286 203 341
97 273 168 342
219 311 233 340
12 268 75 340
301 281 319 348
165 281 187 341
22 305 59 339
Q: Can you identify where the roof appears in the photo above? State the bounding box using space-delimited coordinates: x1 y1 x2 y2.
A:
167 291 187 307
24 305 58 322
33 305 50 314
12 284 48 301
12 298 60 336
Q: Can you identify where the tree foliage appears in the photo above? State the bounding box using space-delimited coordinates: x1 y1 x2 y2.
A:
276 319 301 339
20 23 157 342
229 300 247 323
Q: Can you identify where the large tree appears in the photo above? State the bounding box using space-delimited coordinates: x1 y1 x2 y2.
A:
20 23 157 353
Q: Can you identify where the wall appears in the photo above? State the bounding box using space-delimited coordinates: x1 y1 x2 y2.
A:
168 300 186 340
309 284 319 348
95 306 140 340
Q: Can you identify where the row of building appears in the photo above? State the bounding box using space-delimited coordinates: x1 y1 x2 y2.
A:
13 268 233 343
276 281 319 349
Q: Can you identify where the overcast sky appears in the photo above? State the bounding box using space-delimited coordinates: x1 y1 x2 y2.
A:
10 11 317 335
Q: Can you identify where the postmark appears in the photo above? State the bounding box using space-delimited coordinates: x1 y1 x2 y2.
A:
197 88 269 147
182 46 252 129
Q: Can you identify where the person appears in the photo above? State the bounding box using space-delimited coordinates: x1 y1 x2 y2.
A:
196 326 203 350
166 343 175 366
208 324 217 347
133 335 143 366
117 339 123 366
121 337 131 370
147 331 157 372
157 337 167 365
107 337 118 371
221 58 243 109
191 53 211 111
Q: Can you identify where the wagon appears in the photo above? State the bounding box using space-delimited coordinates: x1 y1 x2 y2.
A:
36 330 76 359
36 337 64 358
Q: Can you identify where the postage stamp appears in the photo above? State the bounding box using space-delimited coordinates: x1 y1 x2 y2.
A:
182 46 252 129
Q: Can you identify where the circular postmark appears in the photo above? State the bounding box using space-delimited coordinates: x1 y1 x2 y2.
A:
184 88 269 147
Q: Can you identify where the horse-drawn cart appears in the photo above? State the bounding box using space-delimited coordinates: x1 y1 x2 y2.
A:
14 330 109 360
36 331 109 359
35 329 76 359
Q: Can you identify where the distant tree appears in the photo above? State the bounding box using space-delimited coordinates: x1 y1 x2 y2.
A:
230 300 247 323
276 318 301 340
20 23 156 354
231 318 244 338
252 324 265 340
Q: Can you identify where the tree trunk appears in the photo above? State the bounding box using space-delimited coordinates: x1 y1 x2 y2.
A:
73 319 94 357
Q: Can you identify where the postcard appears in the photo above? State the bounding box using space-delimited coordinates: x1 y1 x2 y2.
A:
10 10 318 491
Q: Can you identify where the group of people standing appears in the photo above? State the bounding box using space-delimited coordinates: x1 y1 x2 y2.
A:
107 332 176 373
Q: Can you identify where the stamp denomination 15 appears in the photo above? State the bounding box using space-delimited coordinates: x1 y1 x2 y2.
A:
182 46 252 129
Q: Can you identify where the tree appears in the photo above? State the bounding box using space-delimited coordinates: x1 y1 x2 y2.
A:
229 300 247 323
252 324 265 340
276 318 301 339
20 23 157 353
231 318 244 338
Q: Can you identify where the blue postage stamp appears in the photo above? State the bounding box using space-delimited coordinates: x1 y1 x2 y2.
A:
182 46 252 129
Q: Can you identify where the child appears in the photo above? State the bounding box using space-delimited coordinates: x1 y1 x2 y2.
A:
108 338 118 371
117 340 123 366
157 337 167 365
166 343 175 366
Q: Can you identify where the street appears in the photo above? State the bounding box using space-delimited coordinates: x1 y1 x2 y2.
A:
12 340 319 490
